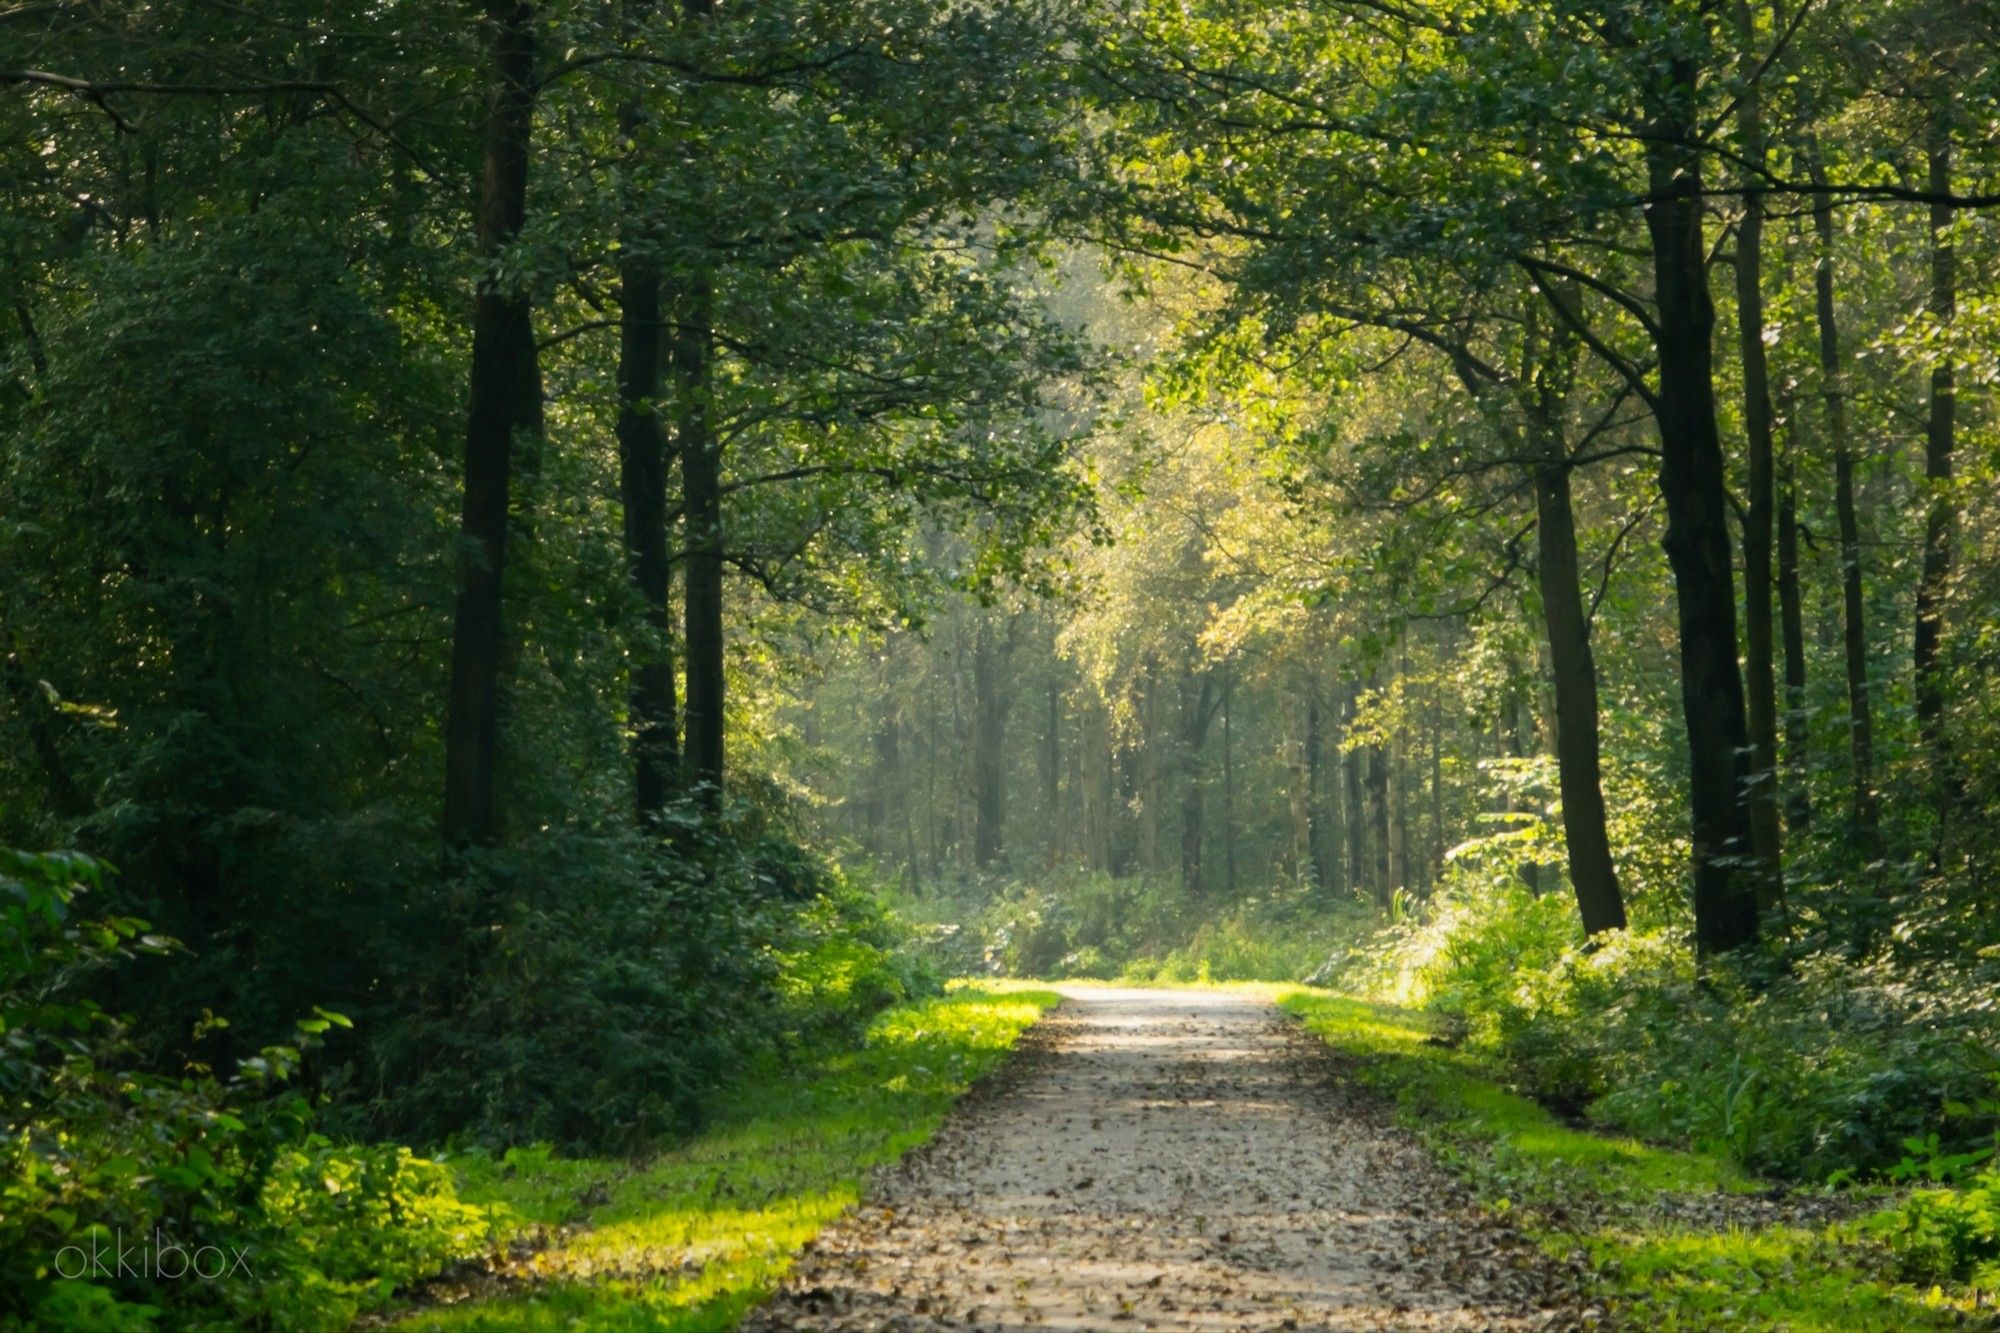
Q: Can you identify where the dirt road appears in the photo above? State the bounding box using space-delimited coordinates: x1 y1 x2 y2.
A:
744 987 1582 1332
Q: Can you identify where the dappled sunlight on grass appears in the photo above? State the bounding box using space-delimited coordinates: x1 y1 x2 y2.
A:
394 987 1058 1331
1280 988 1987 1330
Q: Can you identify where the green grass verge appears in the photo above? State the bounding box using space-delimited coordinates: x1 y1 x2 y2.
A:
392 984 1061 1332
1278 989 1987 1331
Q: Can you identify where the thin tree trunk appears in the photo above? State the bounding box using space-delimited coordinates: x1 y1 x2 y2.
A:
1367 741 1392 909
1344 689 1367 899
1222 671 1238 895
442 0 540 850
675 276 723 804
1179 671 1217 894
1914 114 1957 816
1305 688 1326 890
1045 679 1062 864
1776 448 1811 831
1530 409 1627 933
616 39 678 826
1808 145 1880 848
1427 686 1443 889
674 0 724 806
1139 671 1161 873
971 617 1009 868
1641 54 1760 955
1731 4 1783 906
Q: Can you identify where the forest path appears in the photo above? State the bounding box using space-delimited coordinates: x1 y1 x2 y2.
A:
743 987 1579 1332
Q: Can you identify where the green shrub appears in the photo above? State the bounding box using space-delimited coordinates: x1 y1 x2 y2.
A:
1874 1167 2000 1295
1353 860 2000 1182
1 848 493 1331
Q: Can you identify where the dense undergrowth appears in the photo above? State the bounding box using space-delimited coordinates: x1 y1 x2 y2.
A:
2 842 951 1331
1282 991 1994 1329
1314 852 2000 1309
889 870 1373 984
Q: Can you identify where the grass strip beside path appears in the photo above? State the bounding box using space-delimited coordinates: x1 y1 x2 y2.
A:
393 984 1061 1332
1278 990 1988 1331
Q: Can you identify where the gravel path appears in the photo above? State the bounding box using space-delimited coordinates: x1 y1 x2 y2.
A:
745 987 1584 1332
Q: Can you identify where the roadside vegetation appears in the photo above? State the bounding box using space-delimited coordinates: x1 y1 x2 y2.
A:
1283 990 1998 1330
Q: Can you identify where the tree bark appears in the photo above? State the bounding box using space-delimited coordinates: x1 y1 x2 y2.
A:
1045 678 1062 864
1367 740 1391 909
1642 53 1759 955
971 616 1010 868
1914 115 1957 812
675 276 723 804
1530 425 1627 933
442 0 540 850
1179 670 1218 894
616 54 678 827
1731 6 1783 906
1343 688 1367 899
1776 451 1811 831
1808 148 1880 847
1305 688 1327 890
1222 671 1238 895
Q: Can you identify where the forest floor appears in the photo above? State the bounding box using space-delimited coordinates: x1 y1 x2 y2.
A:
743 987 1588 1332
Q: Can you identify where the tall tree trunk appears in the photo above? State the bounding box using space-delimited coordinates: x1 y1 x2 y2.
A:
1367 741 1392 909
1305 688 1326 890
1776 449 1811 831
1731 5 1783 905
1179 671 1218 894
869 708 900 851
675 276 723 804
1914 114 1957 817
1044 679 1062 864
1222 671 1238 895
1138 671 1161 873
675 0 724 806
1641 54 1759 955
971 617 1010 868
1808 147 1880 847
1530 416 1627 933
443 0 540 850
616 48 678 827
1343 689 1367 899
1427 686 1443 889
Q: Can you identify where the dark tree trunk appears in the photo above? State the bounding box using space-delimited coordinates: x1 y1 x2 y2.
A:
1222 671 1238 895
869 708 900 849
1367 742 1391 909
676 0 723 806
1343 689 1367 899
1530 429 1627 934
1427 688 1443 889
1914 118 1957 811
971 618 1010 868
442 0 540 850
1179 671 1219 894
1305 688 1327 891
1044 679 1062 864
1642 56 1759 955
1808 153 1880 847
676 276 723 804
1776 451 1811 831
1730 19 1784 905
616 64 678 827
